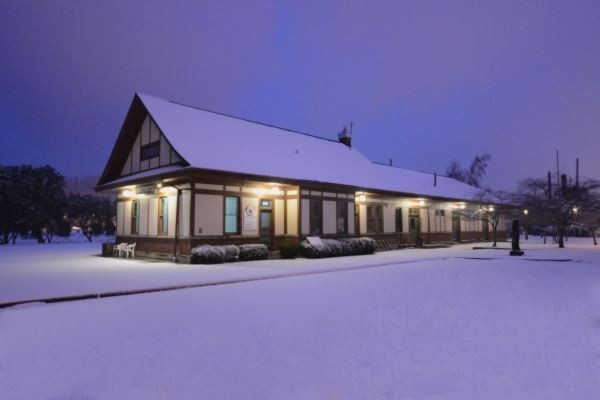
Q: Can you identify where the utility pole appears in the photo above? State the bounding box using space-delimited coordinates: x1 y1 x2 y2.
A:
576 158 580 187
556 150 560 193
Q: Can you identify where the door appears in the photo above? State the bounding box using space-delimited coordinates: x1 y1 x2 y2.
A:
408 208 420 245
259 199 273 249
452 213 461 242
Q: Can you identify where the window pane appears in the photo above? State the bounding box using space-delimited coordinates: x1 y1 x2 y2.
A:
337 201 347 233
224 197 239 233
225 215 238 233
160 198 168 234
310 200 321 235
225 197 238 215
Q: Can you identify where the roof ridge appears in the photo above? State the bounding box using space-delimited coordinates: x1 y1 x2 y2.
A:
137 92 341 145
371 161 446 177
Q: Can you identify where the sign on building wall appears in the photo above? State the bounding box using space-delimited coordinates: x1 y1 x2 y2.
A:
243 205 257 231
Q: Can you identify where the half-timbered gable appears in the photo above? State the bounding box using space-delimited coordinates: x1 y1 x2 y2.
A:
120 114 183 176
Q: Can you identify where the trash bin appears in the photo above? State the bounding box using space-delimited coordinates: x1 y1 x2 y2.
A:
102 242 115 257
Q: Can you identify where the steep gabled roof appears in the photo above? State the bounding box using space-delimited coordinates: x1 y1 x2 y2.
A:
98 93 480 201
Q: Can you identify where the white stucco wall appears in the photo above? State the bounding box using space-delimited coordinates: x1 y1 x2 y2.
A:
359 204 367 235
383 204 396 233
274 199 285 235
322 200 336 234
347 202 355 234
148 197 158 236
301 199 309 235
179 191 191 237
195 194 223 236
123 201 132 235
286 199 298 235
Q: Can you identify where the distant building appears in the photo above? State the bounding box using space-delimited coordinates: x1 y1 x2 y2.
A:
96 93 505 260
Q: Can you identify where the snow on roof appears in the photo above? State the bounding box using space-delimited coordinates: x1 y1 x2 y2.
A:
105 165 188 186
137 93 479 201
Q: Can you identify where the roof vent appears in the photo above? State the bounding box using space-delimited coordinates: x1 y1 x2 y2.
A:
338 123 352 147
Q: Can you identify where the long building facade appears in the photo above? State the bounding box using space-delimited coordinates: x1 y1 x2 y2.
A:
97 93 506 260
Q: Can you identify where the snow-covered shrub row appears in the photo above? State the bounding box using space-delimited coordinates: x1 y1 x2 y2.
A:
238 244 269 261
222 245 240 262
340 237 376 255
299 237 376 258
190 243 268 264
190 245 226 264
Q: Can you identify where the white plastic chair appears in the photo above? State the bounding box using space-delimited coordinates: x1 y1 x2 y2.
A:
122 243 136 259
113 243 128 257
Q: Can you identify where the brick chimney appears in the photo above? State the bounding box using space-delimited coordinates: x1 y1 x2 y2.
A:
338 124 352 147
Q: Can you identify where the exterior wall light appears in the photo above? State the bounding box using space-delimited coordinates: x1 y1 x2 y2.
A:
573 207 579 213
460 204 466 209
270 187 283 195
488 206 495 212
523 209 529 215
122 189 134 197
418 200 425 207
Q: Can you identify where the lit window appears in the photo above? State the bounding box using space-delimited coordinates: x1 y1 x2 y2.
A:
395 208 403 232
309 199 322 235
224 196 240 234
159 197 168 235
367 205 383 233
131 200 140 234
337 201 347 234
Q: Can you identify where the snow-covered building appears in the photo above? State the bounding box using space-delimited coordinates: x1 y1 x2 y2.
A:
96 93 505 260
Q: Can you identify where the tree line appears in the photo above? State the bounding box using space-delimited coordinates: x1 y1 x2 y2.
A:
447 154 600 248
0 165 116 244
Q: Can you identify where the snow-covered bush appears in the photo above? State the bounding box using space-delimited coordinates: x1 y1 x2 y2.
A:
238 244 269 261
222 245 240 262
339 237 376 255
190 245 226 264
300 239 343 258
300 237 376 258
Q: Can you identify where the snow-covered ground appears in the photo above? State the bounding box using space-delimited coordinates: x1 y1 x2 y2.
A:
1 237 596 305
1 238 599 398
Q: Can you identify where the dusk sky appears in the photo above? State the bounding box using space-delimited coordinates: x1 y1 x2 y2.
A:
1 0 599 190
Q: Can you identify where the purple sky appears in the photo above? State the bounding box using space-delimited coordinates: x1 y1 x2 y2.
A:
1 0 599 190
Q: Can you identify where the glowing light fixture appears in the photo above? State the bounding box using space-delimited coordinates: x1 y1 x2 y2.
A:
523 209 529 215
270 186 283 195
573 207 579 213
122 189 134 197
460 204 466 210
488 206 495 212
418 200 425 207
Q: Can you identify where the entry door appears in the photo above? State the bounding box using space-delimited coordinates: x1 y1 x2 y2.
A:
259 199 273 249
452 213 461 242
408 208 420 244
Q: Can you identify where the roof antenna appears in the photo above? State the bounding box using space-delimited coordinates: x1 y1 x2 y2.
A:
389 159 392 166
434 172 437 187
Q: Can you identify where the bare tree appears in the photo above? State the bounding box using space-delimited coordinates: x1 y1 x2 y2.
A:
446 154 491 188
514 175 600 248
455 188 512 247
580 210 600 245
